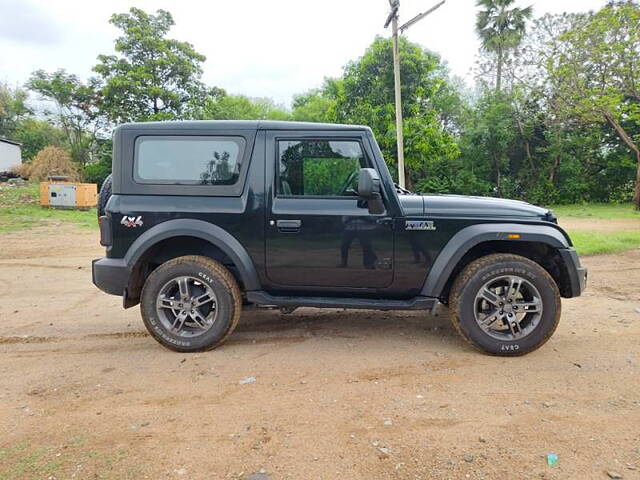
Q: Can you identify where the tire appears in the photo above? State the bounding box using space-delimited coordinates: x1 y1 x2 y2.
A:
449 254 561 356
140 255 242 352
97 174 112 218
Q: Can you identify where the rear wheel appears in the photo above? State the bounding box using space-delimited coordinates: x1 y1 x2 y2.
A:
449 254 561 356
140 255 241 352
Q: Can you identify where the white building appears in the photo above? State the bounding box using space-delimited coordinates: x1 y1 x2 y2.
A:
0 138 22 172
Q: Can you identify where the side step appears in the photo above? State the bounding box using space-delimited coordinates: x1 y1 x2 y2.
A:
246 291 437 311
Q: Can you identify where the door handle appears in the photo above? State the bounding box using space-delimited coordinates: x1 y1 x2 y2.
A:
276 219 302 233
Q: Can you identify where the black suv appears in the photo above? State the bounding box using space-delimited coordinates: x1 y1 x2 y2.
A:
92 120 587 356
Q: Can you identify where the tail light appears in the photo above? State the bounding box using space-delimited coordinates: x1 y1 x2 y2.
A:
99 215 112 246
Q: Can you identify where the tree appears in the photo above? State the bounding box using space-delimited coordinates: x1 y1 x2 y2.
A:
291 84 338 123
0 83 31 138
198 92 291 121
459 91 515 196
27 69 102 166
12 118 66 162
328 36 461 190
476 0 532 92
550 1 640 208
94 8 206 123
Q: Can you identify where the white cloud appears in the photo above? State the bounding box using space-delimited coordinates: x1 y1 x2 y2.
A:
0 0 62 45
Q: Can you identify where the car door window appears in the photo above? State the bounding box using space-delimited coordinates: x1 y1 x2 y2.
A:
277 139 366 197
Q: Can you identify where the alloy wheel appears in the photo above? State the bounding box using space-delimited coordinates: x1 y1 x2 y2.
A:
155 276 218 337
473 275 543 341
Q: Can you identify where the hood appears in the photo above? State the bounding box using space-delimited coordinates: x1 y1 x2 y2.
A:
400 194 552 219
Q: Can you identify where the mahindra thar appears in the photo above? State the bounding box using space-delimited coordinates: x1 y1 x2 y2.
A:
92 121 587 355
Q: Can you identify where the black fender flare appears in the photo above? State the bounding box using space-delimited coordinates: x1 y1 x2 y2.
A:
421 223 570 298
124 218 261 290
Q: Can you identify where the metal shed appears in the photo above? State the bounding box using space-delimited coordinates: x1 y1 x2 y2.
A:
0 137 22 172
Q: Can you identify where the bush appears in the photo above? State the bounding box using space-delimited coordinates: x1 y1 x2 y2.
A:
18 146 81 182
83 159 112 189
10 163 31 179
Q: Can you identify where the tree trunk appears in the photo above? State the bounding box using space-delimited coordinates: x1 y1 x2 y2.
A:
549 155 560 186
602 111 640 209
635 150 640 209
515 116 534 171
496 48 503 93
494 152 502 196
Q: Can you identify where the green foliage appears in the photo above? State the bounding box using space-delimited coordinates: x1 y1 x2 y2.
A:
94 8 207 123
291 87 337 123
0 83 31 139
27 69 102 166
476 0 533 91
313 36 461 190
83 159 111 189
302 158 359 196
82 138 113 188
459 91 515 196
476 0 532 52
549 1 640 207
198 93 291 121
12 118 66 162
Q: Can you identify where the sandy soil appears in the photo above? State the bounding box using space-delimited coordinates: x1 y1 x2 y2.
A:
0 223 639 480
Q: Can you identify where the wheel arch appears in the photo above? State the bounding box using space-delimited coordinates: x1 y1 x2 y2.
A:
124 219 260 304
421 223 573 301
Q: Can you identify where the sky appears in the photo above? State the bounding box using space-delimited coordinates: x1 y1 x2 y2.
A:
0 0 608 107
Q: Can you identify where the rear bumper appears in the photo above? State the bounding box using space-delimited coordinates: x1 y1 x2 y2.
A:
92 257 130 296
559 248 587 297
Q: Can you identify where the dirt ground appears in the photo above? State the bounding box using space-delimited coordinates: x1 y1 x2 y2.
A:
1 221 639 480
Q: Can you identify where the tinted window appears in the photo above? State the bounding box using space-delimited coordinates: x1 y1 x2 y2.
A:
278 140 366 196
135 136 245 185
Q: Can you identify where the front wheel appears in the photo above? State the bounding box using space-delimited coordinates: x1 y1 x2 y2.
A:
140 255 242 352
449 254 561 356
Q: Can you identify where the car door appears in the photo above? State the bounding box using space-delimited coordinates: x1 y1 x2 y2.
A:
265 131 394 289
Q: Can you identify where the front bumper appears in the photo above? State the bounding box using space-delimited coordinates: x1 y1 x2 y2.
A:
92 257 130 296
559 248 587 297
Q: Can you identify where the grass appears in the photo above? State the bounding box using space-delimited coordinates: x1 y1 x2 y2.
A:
550 202 640 255
566 230 640 256
0 440 135 480
0 182 97 233
551 202 640 219
0 442 62 480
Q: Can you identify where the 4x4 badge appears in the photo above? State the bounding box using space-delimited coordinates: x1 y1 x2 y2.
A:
405 220 436 231
121 215 143 228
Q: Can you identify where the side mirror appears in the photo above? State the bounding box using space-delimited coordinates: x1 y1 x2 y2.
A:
357 168 380 198
357 168 385 214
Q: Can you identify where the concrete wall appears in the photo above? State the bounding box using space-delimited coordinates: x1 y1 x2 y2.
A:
0 141 22 172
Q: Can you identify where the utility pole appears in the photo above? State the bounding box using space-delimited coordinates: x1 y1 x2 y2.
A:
384 0 446 189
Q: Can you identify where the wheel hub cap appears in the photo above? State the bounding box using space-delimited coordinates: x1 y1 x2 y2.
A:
473 275 543 341
155 276 218 338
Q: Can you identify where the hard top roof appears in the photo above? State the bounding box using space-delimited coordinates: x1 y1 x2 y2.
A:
116 120 370 132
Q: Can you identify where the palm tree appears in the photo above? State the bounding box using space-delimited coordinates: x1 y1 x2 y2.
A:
476 0 533 92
